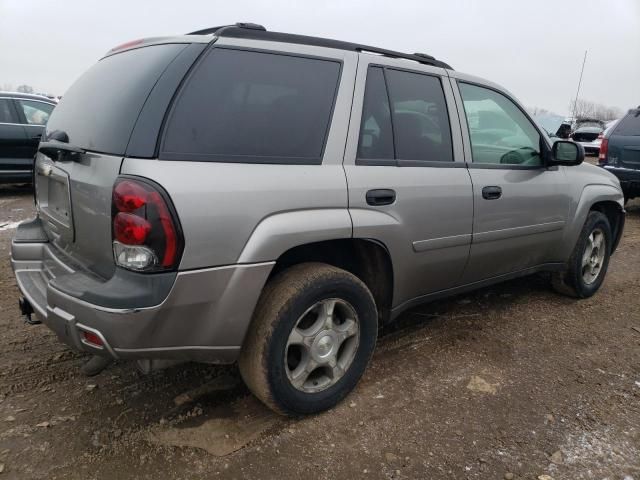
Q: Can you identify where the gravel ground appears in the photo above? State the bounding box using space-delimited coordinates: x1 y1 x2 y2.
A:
0 183 638 480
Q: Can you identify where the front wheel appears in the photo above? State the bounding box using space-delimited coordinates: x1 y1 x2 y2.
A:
552 211 612 298
239 263 378 415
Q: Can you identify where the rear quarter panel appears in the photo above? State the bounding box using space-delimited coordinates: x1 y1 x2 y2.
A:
120 161 352 268
121 41 358 269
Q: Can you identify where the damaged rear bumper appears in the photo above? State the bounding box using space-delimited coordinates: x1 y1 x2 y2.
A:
11 218 273 364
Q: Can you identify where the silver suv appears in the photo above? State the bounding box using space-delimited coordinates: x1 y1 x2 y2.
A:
11 24 625 415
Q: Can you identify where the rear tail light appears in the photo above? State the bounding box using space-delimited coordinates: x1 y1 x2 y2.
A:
598 138 609 165
111 177 183 272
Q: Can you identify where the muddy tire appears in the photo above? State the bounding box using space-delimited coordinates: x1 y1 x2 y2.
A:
551 211 612 298
238 263 378 416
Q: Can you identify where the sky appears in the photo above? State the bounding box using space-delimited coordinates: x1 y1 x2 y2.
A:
1 0 638 116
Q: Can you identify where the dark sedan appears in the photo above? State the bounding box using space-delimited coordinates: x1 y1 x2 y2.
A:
0 92 56 184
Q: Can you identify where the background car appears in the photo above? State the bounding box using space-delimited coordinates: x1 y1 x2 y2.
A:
0 92 56 184
599 107 640 202
592 118 620 152
571 118 606 155
532 112 572 140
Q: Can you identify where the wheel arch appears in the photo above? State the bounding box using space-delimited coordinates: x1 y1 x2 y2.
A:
564 184 625 258
589 200 625 254
268 238 394 324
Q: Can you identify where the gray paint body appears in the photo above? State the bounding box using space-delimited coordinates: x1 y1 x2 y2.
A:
11 35 624 363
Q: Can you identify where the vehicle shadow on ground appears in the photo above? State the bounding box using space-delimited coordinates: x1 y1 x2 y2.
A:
625 198 639 214
94 271 556 456
0 184 33 198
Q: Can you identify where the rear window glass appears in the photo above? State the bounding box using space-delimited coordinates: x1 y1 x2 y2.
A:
46 44 187 155
161 48 341 163
386 69 453 162
0 99 17 123
614 111 640 136
357 67 394 160
357 66 453 163
17 100 54 125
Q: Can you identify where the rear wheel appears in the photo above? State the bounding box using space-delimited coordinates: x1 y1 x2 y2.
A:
239 263 378 415
552 211 612 298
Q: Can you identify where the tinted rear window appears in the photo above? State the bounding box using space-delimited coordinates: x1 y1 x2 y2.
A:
161 48 341 163
614 111 640 136
356 66 453 164
0 99 17 123
357 67 394 160
386 69 453 162
46 44 187 155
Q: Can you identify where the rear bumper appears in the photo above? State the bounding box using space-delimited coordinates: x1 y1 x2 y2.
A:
576 141 600 154
601 165 640 197
11 219 273 363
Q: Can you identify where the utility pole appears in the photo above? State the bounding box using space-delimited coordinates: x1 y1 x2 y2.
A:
571 50 588 122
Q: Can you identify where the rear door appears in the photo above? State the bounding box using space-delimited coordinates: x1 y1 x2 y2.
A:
36 42 202 279
608 110 640 169
451 76 572 283
344 56 473 309
0 97 30 177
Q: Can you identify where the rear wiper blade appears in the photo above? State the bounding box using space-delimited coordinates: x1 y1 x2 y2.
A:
39 140 84 161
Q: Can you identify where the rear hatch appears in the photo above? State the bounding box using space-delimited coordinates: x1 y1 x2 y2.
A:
572 126 601 143
36 41 202 279
608 110 640 169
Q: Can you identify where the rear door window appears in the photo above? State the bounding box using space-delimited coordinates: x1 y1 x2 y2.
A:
0 99 18 123
386 69 453 162
614 111 640 136
17 100 54 125
357 66 453 164
357 67 394 161
46 44 188 155
161 48 341 164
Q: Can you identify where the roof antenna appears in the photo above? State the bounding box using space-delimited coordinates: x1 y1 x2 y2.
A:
571 50 588 122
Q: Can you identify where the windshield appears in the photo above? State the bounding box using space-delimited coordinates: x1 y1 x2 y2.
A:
532 113 565 136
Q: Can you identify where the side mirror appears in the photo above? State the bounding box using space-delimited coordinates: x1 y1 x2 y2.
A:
549 140 584 166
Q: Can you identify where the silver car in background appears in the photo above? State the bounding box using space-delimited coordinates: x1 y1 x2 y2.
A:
571 118 606 155
11 23 625 415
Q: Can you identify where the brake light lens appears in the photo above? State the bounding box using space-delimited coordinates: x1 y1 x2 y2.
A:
114 213 151 245
111 178 183 272
113 180 148 212
598 138 609 165
108 38 145 54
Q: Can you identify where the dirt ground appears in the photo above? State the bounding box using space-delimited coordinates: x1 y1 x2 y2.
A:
0 183 638 480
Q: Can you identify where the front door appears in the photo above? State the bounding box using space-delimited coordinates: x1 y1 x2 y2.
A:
452 79 572 283
344 58 473 310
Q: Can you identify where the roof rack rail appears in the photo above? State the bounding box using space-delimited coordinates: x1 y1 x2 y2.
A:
188 22 266 36
187 23 452 70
